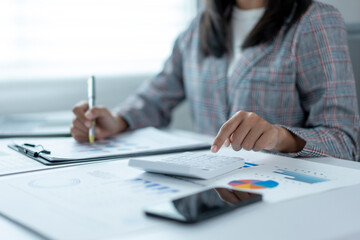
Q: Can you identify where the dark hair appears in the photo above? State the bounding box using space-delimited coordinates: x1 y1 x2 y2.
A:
200 0 312 57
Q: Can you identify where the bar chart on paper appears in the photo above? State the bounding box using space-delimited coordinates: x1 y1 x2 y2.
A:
226 166 330 190
227 160 330 187
273 169 329 184
242 162 259 168
217 156 360 202
125 178 180 195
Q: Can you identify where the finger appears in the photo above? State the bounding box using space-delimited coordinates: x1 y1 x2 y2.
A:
72 118 89 132
230 112 258 142
230 142 242 151
72 101 89 117
229 124 252 151
253 130 277 151
224 138 231 147
94 126 108 140
241 123 266 151
72 122 88 135
85 106 110 120
230 113 264 151
74 115 89 127
70 125 88 142
211 111 246 153
72 103 89 125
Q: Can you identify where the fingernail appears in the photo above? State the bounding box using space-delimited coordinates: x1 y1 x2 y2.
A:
211 145 218 152
85 121 91 128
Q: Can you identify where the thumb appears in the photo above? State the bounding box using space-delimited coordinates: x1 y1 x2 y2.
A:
85 106 109 120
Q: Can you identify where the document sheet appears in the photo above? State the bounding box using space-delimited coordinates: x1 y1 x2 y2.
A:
0 161 202 239
1 150 360 239
0 141 49 176
177 148 360 203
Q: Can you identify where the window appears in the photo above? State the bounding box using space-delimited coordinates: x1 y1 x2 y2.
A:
0 0 196 81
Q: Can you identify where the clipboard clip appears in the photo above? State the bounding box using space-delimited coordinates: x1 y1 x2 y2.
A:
14 143 51 158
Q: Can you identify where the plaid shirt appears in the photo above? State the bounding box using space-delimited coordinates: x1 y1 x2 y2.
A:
117 2 359 160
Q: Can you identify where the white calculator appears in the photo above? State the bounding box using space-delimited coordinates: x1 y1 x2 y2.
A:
128 152 244 179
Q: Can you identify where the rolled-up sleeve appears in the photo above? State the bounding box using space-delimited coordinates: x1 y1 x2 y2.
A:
280 5 359 160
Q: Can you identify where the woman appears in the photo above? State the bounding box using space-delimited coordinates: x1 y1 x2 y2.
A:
71 0 359 160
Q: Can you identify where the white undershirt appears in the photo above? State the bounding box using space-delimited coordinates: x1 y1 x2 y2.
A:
227 7 265 77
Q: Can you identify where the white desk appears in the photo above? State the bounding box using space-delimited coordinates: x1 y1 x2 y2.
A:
1 129 360 240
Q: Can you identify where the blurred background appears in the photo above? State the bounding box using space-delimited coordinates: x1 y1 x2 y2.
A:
0 0 359 131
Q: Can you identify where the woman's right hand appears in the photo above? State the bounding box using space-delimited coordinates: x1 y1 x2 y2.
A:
71 101 129 142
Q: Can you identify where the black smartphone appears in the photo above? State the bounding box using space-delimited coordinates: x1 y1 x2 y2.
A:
144 187 262 223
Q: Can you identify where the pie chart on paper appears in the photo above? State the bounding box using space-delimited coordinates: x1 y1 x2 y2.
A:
228 179 278 189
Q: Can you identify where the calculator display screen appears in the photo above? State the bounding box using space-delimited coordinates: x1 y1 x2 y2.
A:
144 187 262 223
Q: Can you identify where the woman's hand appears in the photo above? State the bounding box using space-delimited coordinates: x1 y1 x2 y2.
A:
211 111 305 153
71 101 129 142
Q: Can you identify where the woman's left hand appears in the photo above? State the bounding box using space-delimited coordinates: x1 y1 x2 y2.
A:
210 111 305 153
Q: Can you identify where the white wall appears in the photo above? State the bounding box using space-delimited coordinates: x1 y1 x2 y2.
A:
320 0 360 23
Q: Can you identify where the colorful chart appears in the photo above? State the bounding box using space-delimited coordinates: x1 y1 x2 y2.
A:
228 179 279 189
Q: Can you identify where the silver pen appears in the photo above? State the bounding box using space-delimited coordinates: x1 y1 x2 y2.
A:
88 76 96 144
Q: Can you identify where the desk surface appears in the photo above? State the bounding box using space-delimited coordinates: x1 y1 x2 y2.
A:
1 129 360 240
